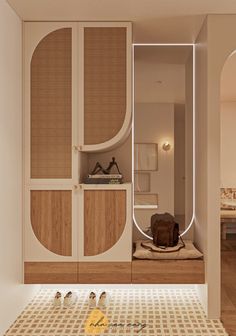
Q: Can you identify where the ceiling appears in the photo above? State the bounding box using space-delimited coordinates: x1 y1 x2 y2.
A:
6 0 236 42
135 46 192 64
7 0 236 101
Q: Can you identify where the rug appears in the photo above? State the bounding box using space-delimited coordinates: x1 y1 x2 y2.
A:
5 288 228 335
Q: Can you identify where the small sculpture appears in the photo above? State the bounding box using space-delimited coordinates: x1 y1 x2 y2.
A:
86 157 123 184
91 157 121 175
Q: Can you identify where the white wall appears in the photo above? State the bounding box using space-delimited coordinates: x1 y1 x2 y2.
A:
185 50 194 233
203 14 236 319
196 15 222 319
0 2 39 335
194 14 236 319
195 17 209 316
134 103 174 237
221 102 236 187
174 104 185 230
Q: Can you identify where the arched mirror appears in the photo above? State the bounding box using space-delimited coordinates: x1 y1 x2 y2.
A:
133 45 194 238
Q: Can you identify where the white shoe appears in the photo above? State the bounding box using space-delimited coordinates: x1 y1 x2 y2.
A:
88 292 96 308
53 291 62 307
64 291 77 307
97 291 110 308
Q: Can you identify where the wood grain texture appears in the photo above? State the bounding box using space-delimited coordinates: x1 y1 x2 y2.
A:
221 239 236 335
132 259 205 284
78 262 131 283
31 28 72 178
84 190 126 256
24 262 77 284
221 210 236 239
31 191 72 256
84 27 126 145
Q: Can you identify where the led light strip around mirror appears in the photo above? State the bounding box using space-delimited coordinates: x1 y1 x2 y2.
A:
132 43 196 239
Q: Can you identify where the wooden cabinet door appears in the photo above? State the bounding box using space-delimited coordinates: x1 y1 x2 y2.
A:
84 190 127 256
79 22 132 152
30 27 72 179
31 190 72 256
24 23 78 272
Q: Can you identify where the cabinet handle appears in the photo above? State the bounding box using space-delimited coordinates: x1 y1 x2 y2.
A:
72 145 83 151
73 184 83 190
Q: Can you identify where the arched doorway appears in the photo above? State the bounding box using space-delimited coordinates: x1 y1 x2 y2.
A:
220 50 236 335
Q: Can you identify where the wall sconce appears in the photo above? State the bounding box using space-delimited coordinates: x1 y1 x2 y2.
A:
162 142 171 151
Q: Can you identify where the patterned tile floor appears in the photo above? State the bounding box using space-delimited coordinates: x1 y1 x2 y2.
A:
5 288 228 335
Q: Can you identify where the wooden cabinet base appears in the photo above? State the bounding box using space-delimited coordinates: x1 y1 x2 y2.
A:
24 260 204 284
132 259 205 284
78 262 131 284
24 262 78 284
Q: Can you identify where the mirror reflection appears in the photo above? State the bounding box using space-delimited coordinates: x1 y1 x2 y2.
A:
134 45 193 235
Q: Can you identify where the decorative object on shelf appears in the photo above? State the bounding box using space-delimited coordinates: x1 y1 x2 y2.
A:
134 194 158 209
91 157 122 175
134 143 158 171
162 141 171 151
85 157 123 184
221 187 236 209
134 173 150 192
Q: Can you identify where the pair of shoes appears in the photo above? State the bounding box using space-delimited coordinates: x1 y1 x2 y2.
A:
89 291 109 308
53 291 77 308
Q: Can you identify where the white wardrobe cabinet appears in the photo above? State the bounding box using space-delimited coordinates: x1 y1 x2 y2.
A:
24 21 132 284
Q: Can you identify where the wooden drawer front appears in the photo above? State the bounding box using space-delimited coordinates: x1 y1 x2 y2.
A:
132 260 205 284
84 190 126 256
31 190 72 256
24 262 78 284
31 28 72 179
78 262 131 284
84 27 127 145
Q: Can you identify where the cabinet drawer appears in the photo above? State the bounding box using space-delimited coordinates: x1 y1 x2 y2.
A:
24 262 78 284
132 259 205 284
78 262 131 284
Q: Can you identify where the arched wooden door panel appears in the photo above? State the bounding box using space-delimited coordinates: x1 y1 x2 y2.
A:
84 190 126 256
31 190 72 256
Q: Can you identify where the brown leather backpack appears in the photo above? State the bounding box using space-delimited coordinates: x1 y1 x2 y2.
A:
151 213 179 247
